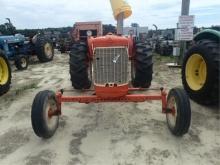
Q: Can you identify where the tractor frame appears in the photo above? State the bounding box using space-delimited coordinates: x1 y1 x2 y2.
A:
48 87 168 118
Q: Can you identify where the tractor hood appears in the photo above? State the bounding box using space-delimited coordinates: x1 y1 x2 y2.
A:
0 34 25 44
87 34 133 58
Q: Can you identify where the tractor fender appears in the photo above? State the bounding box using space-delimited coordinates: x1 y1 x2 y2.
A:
194 29 220 42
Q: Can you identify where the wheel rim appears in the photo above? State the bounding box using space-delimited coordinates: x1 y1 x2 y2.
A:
44 43 53 58
185 54 207 91
166 96 177 129
0 57 9 85
21 58 27 68
43 97 58 130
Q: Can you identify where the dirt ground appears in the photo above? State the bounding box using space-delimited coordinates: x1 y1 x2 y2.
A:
0 52 219 165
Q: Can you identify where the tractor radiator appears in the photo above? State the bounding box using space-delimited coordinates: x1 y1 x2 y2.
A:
93 47 129 85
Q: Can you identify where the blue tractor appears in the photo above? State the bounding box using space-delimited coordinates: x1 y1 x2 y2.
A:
0 33 54 70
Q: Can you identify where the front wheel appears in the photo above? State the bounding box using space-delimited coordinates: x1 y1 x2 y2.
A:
166 88 191 136
31 90 59 139
15 56 29 70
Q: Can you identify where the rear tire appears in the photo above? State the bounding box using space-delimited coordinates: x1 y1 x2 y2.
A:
35 36 54 62
182 39 219 105
15 56 28 70
132 42 153 88
0 51 11 96
69 42 91 89
166 88 191 136
160 45 173 56
31 90 59 139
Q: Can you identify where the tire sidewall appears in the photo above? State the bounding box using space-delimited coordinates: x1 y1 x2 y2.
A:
43 41 54 60
69 42 91 89
31 90 59 138
166 88 191 136
132 42 153 88
0 51 11 95
42 93 59 136
35 37 54 62
182 44 215 99
15 56 29 70
166 89 181 133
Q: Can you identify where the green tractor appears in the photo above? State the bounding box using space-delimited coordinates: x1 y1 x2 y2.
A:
182 29 220 105
0 50 11 96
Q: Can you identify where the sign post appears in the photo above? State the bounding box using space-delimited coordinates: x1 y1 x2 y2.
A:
178 0 191 65
179 15 194 41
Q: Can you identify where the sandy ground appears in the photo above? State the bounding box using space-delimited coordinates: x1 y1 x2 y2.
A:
0 52 219 165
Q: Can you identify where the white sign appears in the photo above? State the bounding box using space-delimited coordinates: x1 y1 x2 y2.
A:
178 15 195 41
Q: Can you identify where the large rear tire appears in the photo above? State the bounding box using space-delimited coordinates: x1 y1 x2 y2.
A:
132 42 153 88
0 51 11 96
35 36 54 62
182 39 219 105
69 42 91 89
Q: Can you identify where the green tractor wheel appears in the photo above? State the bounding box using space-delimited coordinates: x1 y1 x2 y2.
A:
0 50 11 96
182 39 219 105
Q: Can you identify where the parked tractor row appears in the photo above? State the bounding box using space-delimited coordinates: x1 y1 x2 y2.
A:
0 32 54 96
0 34 54 70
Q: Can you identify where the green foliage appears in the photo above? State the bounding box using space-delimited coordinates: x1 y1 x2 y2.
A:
16 27 72 38
0 23 16 35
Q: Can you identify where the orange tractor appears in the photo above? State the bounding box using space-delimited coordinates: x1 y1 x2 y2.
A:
31 0 191 139
72 21 103 41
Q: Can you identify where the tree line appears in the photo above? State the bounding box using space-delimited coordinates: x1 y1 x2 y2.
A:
0 23 117 37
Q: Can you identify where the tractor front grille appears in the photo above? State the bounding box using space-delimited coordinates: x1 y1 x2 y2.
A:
93 47 129 85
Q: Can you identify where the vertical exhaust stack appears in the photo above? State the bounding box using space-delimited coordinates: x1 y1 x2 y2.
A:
110 0 132 35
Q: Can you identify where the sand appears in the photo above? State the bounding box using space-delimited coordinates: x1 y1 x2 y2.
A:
0 52 219 165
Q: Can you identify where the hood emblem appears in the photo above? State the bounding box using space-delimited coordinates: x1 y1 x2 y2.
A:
113 54 120 63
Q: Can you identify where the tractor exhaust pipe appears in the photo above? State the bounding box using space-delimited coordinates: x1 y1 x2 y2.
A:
117 13 124 35
109 0 132 35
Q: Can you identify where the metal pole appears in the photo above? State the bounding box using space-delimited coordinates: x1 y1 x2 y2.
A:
117 13 124 35
179 0 190 65
181 0 190 15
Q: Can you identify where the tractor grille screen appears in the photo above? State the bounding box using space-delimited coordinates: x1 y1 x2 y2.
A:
93 47 129 85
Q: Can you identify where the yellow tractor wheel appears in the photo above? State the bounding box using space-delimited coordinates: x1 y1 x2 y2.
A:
182 40 219 105
0 51 11 96
185 54 207 91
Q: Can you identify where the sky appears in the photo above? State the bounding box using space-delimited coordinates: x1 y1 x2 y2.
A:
0 0 219 29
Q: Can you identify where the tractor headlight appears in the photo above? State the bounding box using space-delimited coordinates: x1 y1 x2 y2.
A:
87 30 92 37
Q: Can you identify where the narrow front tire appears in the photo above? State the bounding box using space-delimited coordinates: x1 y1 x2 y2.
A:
31 90 59 139
166 88 191 136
